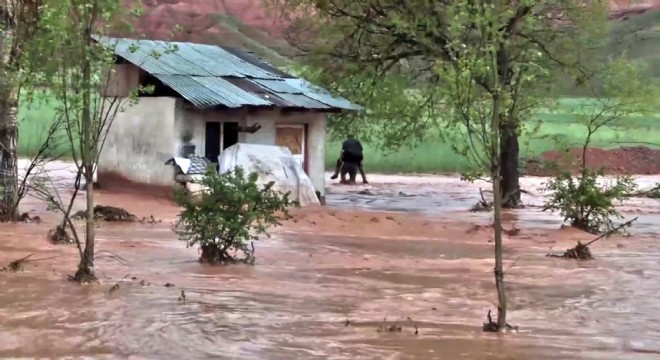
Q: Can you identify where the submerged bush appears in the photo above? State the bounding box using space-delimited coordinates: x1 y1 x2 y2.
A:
174 167 297 264
543 169 636 234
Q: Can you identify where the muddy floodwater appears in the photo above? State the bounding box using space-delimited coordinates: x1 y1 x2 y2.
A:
1 161 660 359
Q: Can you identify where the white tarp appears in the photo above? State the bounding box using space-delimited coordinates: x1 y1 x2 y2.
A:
219 143 320 206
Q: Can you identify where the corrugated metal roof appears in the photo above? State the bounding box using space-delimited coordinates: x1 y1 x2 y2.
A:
284 79 363 111
276 93 332 109
94 35 362 111
223 48 295 79
253 79 301 94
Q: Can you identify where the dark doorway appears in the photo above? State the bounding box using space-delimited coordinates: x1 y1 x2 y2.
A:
223 122 239 150
205 122 221 163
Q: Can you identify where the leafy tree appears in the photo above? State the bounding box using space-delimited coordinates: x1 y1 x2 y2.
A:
544 170 636 234
174 167 297 264
0 0 43 220
28 0 150 282
272 0 611 209
543 59 656 234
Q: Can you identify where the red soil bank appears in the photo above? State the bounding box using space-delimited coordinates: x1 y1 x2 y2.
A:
525 146 660 176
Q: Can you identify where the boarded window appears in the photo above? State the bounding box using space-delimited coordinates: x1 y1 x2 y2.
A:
275 126 304 155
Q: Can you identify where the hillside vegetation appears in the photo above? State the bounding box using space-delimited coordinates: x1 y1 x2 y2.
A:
15 5 660 174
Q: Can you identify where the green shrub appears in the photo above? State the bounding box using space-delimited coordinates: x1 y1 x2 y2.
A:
543 169 636 234
174 167 297 264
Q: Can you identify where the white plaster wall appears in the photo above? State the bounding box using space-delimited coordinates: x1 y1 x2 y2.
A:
177 107 326 196
99 97 178 186
244 112 276 145
304 114 327 196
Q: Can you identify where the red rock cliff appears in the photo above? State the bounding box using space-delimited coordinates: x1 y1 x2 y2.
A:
126 0 288 50
126 0 660 50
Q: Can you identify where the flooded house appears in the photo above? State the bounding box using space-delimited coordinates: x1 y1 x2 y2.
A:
93 36 361 203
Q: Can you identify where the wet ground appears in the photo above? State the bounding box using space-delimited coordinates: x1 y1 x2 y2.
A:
1 161 660 359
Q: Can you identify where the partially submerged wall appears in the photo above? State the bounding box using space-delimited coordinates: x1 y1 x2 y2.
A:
179 107 327 196
100 100 327 196
99 97 179 186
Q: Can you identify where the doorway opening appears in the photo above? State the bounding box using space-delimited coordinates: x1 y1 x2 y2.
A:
223 122 239 150
204 122 221 163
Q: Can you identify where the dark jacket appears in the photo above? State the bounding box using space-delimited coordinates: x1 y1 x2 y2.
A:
342 138 363 156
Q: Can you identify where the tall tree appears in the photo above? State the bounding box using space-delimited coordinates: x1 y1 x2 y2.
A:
0 0 43 220
272 0 617 331
33 0 139 281
273 0 609 208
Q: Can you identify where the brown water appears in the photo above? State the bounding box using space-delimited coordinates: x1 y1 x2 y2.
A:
2 162 660 359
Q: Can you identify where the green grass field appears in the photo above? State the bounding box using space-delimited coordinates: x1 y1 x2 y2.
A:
19 93 62 156
325 99 660 173
17 95 660 174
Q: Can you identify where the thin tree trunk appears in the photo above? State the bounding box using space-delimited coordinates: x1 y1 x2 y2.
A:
499 122 521 209
74 51 96 282
74 168 96 282
491 95 507 331
0 96 18 220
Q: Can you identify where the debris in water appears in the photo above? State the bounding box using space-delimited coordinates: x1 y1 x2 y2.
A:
482 310 499 332
109 283 120 293
48 225 74 244
73 205 139 222
470 189 492 212
377 317 403 333
0 254 33 272
468 223 519 236
164 282 175 287
139 215 162 224
18 212 41 223
407 316 419 335
547 241 593 260
548 218 638 260
482 310 519 332
470 201 491 212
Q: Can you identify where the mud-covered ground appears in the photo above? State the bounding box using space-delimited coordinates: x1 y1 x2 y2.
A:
1 161 659 359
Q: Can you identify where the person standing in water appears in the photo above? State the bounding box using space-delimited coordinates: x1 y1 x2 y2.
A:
330 134 368 184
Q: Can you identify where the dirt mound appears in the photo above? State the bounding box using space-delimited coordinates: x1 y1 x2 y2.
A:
73 205 139 222
525 146 660 176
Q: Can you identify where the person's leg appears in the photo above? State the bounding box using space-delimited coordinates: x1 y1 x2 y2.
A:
341 162 357 184
330 158 342 180
357 156 367 184
340 159 347 183
330 151 343 179
349 166 357 184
